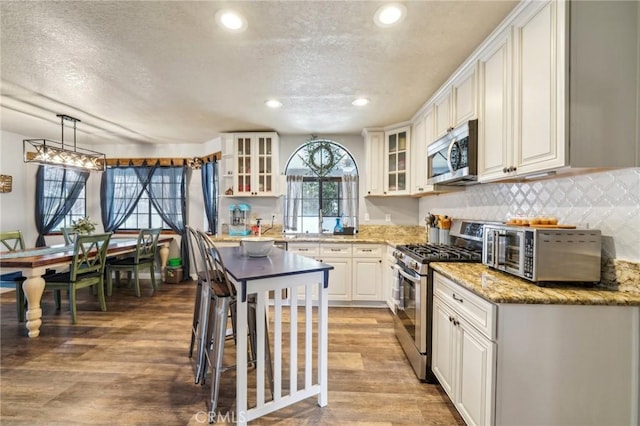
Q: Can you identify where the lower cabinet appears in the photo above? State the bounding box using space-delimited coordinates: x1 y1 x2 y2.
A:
433 271 640 426
288 242 384 303
432 276 495 426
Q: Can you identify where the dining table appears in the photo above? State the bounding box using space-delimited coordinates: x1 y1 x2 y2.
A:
0 236 173 337
215 246 333 425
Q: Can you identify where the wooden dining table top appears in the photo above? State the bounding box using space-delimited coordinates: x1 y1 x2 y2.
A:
0 236 174 269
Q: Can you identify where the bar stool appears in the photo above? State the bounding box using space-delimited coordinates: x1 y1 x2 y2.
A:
187 227 274 413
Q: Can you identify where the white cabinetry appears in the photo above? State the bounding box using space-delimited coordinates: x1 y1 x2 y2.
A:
432 65 477 144
477 27 512 182
320 244 352 301
433 271 640 425
432 273 496 426
383 126 410 195
362 129 384 196
477 0 639 182
352 245 383 301
221 132 280 196
288 242 385 304
383 244 396 311
410 109 434 195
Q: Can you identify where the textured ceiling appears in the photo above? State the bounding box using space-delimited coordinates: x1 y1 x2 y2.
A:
0 1 517 146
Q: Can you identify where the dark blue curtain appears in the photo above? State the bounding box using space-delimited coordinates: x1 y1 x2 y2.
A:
146 166 189 269
201 160 218 234
100 163 157 232
35 166 89 247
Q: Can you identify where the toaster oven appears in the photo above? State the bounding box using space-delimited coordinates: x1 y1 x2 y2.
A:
482 224 602 283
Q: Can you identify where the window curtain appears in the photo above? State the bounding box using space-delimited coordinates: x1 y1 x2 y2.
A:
340 174 358 229
201 160 218 234
35 166 89 247
284 175 304 231
100 163 157 232
147 166 189 268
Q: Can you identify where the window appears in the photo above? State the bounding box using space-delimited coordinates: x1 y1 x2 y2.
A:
113 169 175 230
43 167 86 231
284 139 358 234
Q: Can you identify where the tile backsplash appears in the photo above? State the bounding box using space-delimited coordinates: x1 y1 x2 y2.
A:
419 168 640 262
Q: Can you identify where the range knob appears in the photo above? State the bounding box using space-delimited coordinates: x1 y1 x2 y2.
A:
410 261 419 271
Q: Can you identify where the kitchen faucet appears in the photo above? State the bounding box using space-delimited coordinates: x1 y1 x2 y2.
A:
319 209 328 233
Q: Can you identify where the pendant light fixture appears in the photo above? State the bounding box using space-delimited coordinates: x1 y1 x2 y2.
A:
23 114 106 172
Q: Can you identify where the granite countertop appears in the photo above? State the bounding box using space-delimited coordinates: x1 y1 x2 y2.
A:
431 262 640 306
211 225 428 247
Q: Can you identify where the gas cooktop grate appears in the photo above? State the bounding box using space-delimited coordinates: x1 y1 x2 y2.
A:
398 244 482 263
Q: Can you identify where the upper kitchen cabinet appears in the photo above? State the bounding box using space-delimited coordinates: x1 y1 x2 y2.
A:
432 64 478 144
363 125 411 196
477 26 513 182
362 128 385 196
478 0 639 182
384 125 411 195
221 132 280 196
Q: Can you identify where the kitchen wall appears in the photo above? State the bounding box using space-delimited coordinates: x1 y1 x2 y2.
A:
215 133 418 232
418 168 640 262
4 128 638 263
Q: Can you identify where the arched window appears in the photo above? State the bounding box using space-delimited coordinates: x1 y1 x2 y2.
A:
284 138 358 234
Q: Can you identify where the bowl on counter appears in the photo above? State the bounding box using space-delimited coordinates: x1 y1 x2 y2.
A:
241 237 275 257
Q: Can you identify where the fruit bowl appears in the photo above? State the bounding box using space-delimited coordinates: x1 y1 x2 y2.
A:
241 237 274 257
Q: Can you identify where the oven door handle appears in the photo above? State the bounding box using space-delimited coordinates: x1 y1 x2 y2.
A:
397 266 421 283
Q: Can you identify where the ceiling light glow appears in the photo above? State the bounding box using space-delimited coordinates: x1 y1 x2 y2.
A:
352 98 370 107
265 99 283 108
216 10 247 32
374 3 407 27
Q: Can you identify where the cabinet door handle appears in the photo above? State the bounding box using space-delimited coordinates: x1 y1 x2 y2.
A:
453 320 460 326
362 249 372 252
330 248 341 252
299 248 308 251
378 259 382 263
448 316 454 322
502 167 508 173
452 294 464 303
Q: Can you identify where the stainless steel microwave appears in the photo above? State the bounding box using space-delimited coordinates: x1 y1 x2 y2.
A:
427 119 478 185
482 224 602 283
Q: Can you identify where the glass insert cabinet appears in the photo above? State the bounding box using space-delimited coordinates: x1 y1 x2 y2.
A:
384 126 410 194
221 132 280 197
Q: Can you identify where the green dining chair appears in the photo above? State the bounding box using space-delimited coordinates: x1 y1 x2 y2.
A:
61 227 79 245
43 233 112 324
106 228 161 298
0 230 27 322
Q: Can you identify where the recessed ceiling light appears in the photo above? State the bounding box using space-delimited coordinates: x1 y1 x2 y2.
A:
352 98 370 107
216 9 247 32
374 3 407 27
265 99 283 108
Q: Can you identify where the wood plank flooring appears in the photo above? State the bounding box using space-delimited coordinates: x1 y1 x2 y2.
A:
1 278 463 425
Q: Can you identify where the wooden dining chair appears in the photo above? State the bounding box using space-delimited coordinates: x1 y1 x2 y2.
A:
43 233 112 324
61 227 79 245
105 228 161 297
0 230 28 322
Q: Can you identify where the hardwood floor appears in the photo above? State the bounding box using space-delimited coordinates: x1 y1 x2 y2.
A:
1 278 463 425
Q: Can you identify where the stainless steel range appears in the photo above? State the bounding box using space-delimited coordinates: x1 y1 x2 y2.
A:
391 219 486 382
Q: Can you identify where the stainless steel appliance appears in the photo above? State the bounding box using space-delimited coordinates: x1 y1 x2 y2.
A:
392 219 486 382
427 119 478 185
483 224 602 283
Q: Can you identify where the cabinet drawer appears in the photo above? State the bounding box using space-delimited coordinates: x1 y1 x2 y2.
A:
288 243 319 257
320 244 352 257
434 272 496 340
353 244 382 257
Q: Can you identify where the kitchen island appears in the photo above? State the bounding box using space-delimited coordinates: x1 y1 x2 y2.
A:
216 247 333 425
429 262 639 426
